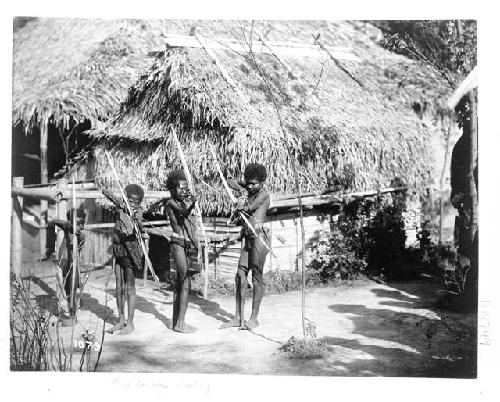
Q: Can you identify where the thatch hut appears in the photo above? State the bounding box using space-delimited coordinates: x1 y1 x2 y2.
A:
84 20 453 276
12 17 185 254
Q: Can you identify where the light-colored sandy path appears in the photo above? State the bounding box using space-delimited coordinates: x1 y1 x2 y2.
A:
23 263 476 376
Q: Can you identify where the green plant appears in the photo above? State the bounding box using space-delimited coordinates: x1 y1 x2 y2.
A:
279 336 328 359
10 275 66 371
308 189 415 280
10 268 110 372
308 228 367 280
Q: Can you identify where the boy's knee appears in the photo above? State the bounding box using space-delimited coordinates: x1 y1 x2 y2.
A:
235 268 246 282
252 273 263 287
116 284 125 295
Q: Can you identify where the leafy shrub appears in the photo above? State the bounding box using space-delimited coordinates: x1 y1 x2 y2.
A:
308 229 367 280
309 188 411 280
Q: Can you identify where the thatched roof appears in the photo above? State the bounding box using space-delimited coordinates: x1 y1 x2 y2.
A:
88 20 451 215
12 18 177 132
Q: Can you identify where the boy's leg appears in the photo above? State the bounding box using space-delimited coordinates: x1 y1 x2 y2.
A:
107 258 126 333
62 260 78 316
172 245 196 333
220 247 249 329
247 242 267 330
117 264 136 335
55 265 69 317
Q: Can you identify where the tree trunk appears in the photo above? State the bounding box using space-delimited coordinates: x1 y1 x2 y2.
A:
439 114 452 244
11 177 24 279
469 90 478 239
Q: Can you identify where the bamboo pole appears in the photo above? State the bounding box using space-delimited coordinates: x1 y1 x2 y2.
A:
11 177 24 279
40 121 49 256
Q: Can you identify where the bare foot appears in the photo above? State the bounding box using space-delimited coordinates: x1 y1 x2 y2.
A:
106 320 126 334
116 323 134 335
173 323 197 333
219 318 242 329
246 318 259 330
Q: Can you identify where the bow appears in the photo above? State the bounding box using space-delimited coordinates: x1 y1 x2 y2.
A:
209 146 277 259
171 128 210 298
104 150 160 286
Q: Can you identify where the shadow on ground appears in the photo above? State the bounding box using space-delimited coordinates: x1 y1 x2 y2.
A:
320 280 477 378
97 339 244 373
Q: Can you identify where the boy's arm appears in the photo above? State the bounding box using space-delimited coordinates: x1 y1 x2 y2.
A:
227 179 246 193
168 199 196 218
78 232 86 251
52 218 72 232
136 208 147 235
241 191 270 213
101 189 125 211
146 198 168 214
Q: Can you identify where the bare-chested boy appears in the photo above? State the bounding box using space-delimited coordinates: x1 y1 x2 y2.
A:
165 170 200 333
102 184 148 335
220 163 270 330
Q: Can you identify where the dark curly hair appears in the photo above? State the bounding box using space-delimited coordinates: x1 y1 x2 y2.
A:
455 94 471 129
167 170 187 190
66 208 87 222
244 163 267 182
124 184 144 201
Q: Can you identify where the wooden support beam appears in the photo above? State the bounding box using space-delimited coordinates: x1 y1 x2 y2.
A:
11 186 60 201
10 188 171 201
269 186 408 210
156 34 360 61
11 177 24 279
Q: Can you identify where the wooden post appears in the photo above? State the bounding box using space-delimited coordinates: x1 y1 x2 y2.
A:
70 176 78 314
469 90 478 239
11 177 24 279
269 221 274 271
142 236 150 287
39 120 48 256
213 217 218 280
56 179 68 255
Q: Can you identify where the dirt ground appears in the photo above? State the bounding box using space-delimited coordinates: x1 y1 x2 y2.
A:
18 260 477 377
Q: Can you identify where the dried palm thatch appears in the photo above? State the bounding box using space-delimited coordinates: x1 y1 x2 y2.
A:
87 20 451 215
13 18 201 132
